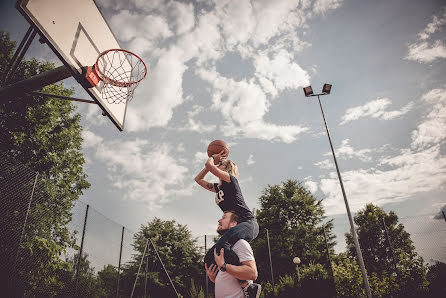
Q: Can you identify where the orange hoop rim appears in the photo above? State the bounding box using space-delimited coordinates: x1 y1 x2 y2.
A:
94 49 148 88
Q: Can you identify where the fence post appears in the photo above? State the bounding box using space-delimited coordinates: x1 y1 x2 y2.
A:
205 235 208 298
382 218 398 274
323 224 336 296
11 172 39 294
266 229 275 286
75 204 89 296
15 173 39 263
144 249 149 297
131 239 149 298
116 226 124 298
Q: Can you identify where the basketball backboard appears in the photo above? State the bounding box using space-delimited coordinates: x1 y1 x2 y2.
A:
16 0 128 130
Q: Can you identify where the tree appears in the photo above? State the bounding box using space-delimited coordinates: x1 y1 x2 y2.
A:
98 264 119 297
427 261 446 297
251 180 336 283
120 218 203 297
0 30 90 295
345 203 429 297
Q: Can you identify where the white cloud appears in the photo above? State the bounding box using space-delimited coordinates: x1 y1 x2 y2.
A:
411 87 446 149
93 0 341 141
406 41 446 63
336 139 372 162
214 0 256 49
197 67 308 143
109 10 172 44
180 105 217 132
250 0 303 46
417 9 446 40
315 159 334 170
304 180 318 193
313 0 344 15
340 98 413 125
82 129 103 148
126 47 187 131
254 49 310 95
85 133 190 210
246 154 255 165
406 8 446 63
168 1 195 35
194 151 209 165
321 144 446 215
85 104 108 127
319 87 446 215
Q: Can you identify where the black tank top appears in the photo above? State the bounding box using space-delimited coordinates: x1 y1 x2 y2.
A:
214 174 254 221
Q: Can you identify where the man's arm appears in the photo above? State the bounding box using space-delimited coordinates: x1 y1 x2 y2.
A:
214 248 258 281
225 260 258 281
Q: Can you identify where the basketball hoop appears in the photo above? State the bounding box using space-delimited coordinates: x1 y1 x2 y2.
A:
85 49 147 104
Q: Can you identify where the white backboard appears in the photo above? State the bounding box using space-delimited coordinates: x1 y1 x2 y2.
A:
17 0 127 130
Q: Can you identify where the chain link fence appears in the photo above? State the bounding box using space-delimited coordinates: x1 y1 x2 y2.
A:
399 214 446 264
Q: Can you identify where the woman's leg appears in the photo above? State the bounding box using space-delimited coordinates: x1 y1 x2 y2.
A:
215 220 259 250
204 220 259 267
204 244 241 267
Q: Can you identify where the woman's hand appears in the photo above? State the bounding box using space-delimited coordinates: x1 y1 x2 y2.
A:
212 150 227 165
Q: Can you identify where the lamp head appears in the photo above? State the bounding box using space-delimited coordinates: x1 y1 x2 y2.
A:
322 83 332 94
293 257 301 264
303 86 313 97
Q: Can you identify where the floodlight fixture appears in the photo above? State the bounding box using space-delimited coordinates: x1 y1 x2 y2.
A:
303 86 314 97
322 83 332 94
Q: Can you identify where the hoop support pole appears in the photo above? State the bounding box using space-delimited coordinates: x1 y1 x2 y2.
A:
30 92 96 104
2 26 36 84
0 65 73 100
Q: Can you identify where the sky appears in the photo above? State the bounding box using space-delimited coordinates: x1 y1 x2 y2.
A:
1 0 445 263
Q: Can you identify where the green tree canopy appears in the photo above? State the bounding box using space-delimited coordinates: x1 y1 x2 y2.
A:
0 30 90 295
345 203 428 297
120 218 203 297
251 180 336 283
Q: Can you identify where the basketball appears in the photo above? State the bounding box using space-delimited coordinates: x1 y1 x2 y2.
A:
207 140 229 157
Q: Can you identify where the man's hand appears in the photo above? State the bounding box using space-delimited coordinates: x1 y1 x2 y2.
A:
214 248 225 267
205 263 219 283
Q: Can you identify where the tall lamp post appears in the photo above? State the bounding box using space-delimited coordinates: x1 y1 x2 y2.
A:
303 84 372 298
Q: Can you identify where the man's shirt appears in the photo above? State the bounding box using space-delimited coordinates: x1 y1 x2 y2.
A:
215 239 255 298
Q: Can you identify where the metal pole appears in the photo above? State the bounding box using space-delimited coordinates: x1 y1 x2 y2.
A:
1 26 34 83
16 173 38 257
149 238 181 298
382 218 398 274
30 92 96 104
323 224 336 296
12 173 38 293
0 65 73 100
205 235 208 298
317 95 372 298
2 27 37 84
75 204 90 296
266 229 275 286
131 239 149 298
144 251 149 297
116 226 124 298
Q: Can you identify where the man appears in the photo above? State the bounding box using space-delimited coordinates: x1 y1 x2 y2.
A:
205 211 262 298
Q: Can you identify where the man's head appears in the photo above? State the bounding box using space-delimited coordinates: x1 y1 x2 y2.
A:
217 211 240 235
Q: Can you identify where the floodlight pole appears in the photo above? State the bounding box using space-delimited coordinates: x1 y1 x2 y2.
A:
307 91 372 298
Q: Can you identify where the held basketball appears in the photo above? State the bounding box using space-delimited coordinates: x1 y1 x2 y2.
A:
207 140 229 157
